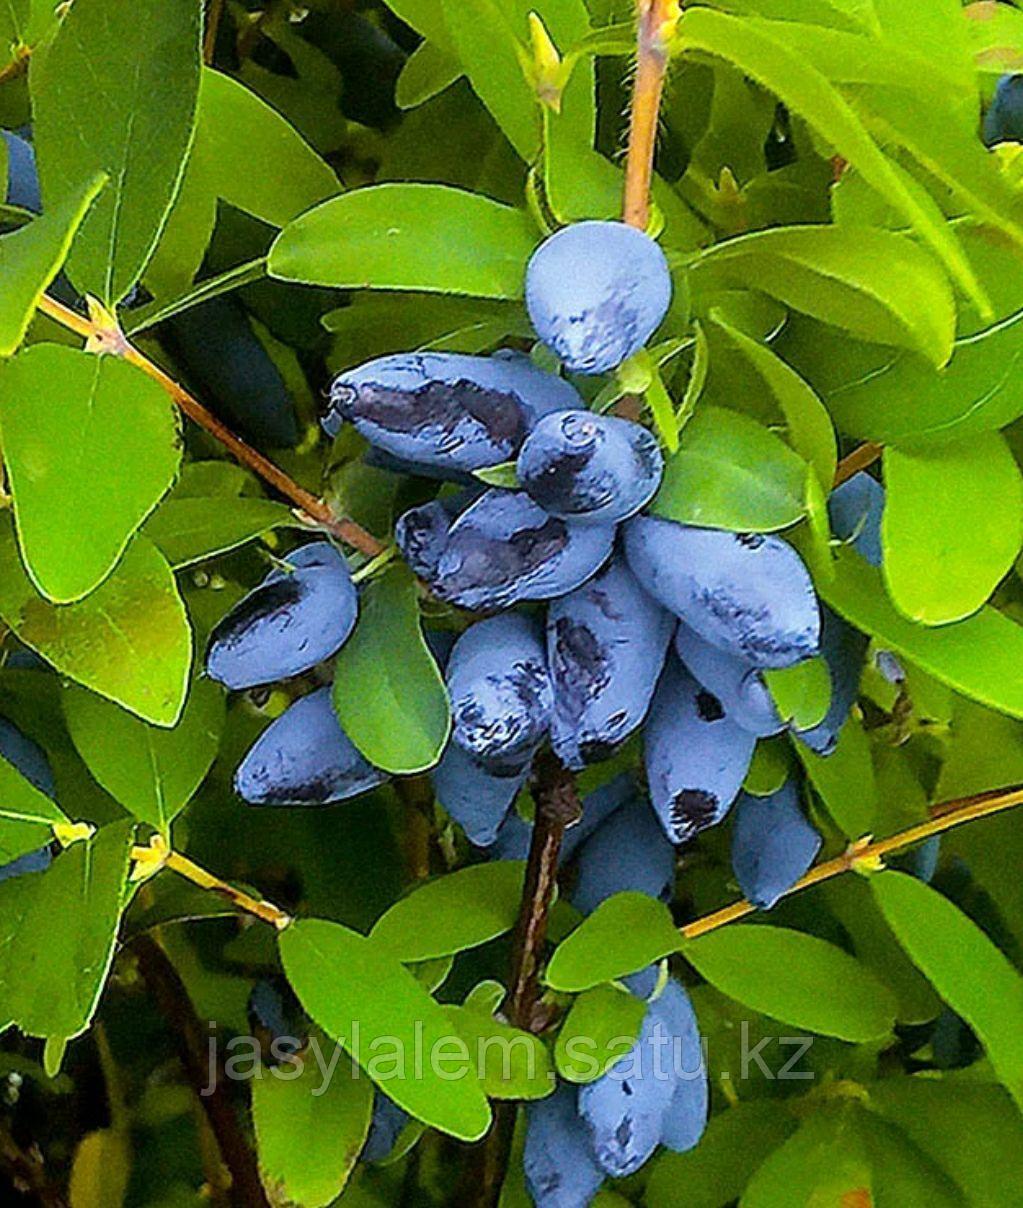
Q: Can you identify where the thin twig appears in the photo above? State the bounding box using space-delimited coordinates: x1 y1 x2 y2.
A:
474 751 582 1208
680 783 1023 941
0 1122 66 1208
622 1 680 229
34 292 386 558
204 0 225 64
834 440 883 486
133 935 272 1208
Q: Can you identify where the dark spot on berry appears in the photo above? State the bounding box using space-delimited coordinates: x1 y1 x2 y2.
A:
208 576 303 653
736 532 765 549
695 690 724 722
669 789 719 839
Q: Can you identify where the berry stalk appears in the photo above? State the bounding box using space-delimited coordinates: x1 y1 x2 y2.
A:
622 0 680 229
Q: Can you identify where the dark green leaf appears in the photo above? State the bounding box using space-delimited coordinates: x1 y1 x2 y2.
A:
144 497 295 570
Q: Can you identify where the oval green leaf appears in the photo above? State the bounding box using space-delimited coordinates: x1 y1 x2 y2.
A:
681 924 898 1041
332 566 450 774
554 983 647 1084
278 918 492 1142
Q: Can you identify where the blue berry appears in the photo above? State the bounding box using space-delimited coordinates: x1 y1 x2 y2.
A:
984 74 1023 146
395 499 456 581
730 782 822 910
430 489 615 612
206 543 358 690
447 614 553 769
517 412 663 525
674 624 783 739
548 557 674 768
578 996 677 1177
624 517 820 669
324 352 581 473
645 659 756 844
525 221 672 374
432 741 529 847
0 716 57 798
362 1092 411 1163
166 297 299 448
2 130 41 214
572 793 676 916
829 472 883 567
247 978 307 1063
488 771 635 862
235 686 387 805
0 847 52 884
524 1084 605 1208
792 606 868 756
652 980 708 1154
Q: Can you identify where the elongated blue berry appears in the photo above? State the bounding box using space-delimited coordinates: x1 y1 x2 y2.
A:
432 741 529 846
984 74 1023 146
730 782 822 910
431 490 615 611
488 771 635 862
792 606 868 756
235 687 386 805
526 221 672 374
572 794 676 916
645 659 756 844
674 625 783 739
447 614 553 769
2 131 41 214
579 997 677 1176
206 543 358 690
524 1084 605 1208
362 1092 410 1163
0 847 51 884
549 558 674 768
829 471 883 567
324 351 581 472
624 516 820 669
0 716 56 798
518 412 663 525
652 980 708 1154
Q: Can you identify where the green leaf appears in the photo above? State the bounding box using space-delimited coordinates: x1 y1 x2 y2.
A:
31 0 202 304
473 460 520 489
0 174 104 356
0 346 181 603
545 893 683 992
0 819 134 1050
0 523 191 727
144 497 296 570
278 918 492 1141
675 9 985 311
370 862 527 961
692 223 956 366
554 983 646 1084
251 1049 373 1208
195 68 339 228
645 1100 797 1208
764 658 831 729
796 716 877 839
743 737 792 797
395 41 462 110
652 405 808 531
872 870 1023 1111
681 925 898 1041
741 1107 872 1208
816 545 1023 720
707 315 837 490
0 753 70 868
869 1080 1023 1207
882 436 1023 624
332 566 450 774
445 1004 554 1100
268 183 538 298
62 678 224 835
